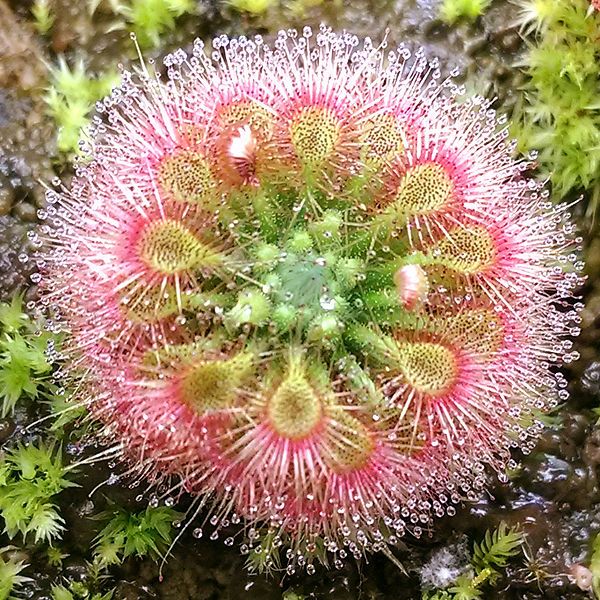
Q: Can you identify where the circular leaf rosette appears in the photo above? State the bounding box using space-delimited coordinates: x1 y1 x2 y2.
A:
41 26 583 573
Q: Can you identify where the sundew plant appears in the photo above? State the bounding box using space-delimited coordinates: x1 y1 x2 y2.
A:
39 27 583 574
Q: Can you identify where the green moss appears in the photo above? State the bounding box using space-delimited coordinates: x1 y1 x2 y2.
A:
44 59 120 155
422 523 524 599
228 0 275 15
117 0 195 49
0 295 55 417
0 547 31 600
514 0 564 34
0 444 77 544
471 523 524 583
591 531 600 597
31 0 54 34
512 0 600 215
439 0 491 24
92 506 182 566
50 583 113 600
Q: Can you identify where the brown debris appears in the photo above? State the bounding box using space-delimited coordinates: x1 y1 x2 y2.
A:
0 0 47 90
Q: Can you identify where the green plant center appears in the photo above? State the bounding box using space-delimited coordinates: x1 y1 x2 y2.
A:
276 252 333 309
447 309 504 355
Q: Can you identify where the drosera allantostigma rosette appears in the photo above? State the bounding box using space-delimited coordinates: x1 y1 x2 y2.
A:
38 26 584 574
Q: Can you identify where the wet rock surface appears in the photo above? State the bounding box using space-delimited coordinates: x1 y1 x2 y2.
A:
0 0 55 300
1 0 599 598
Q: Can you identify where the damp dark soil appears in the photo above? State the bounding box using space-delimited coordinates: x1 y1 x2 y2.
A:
1 0 599 598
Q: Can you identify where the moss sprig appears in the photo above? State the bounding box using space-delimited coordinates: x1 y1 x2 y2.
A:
50 583 113 600
439 0 491 24
44 59 120 156
0 295 55 417
0 546 32 600
112 0 194 49
512 0 600 217
589 532 600 597
31 0 55 34
92 505 182 566
422 523 524 599
0 443 77 544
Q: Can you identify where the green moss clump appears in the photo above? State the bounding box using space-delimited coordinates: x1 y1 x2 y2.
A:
44 59 120 156
0 443 77 544
0 547 31 600
439 0 491 24
422 523 524 599
0 295 55 416
512 0 600 216
92 506 182 566
117 0 195 49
